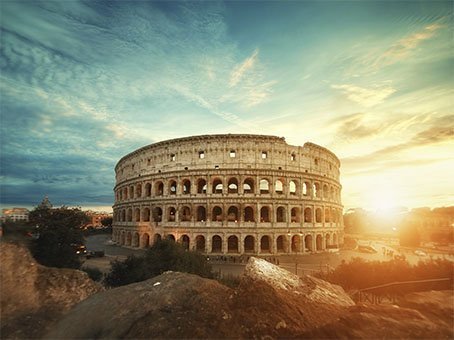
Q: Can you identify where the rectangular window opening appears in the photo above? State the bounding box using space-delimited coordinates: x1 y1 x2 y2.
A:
199 151 205 159
261 151 268 159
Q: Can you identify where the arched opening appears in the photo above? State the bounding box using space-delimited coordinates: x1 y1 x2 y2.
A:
153 233 162 244
121 210 126 222
323 184 329 199
126 232 132 246
304 208 312 222
333 233 338 247
291 235 301 253
291 207 300 223
314 183 321 198
133 233 140 247
141 233 150 248
182 179 191 194
168 207 176 222
145 183 152 197
260 179 270 194
123 187 128 200
212 206 223 222
227 178 238 194
142 208 150 222
244 206 254 222
275 180 284 194
325 208 330 223
212 178 223 194
227 206 239 222
127 209 132 222
120 232 125 245
316 234 323 251
276 235 286 253
196 206 206 222
243 178 254 194
315 208 322 223
244 235 255 253
135 208 140 222
169 180 177 195
181 235 190 250
136 184 142 198
195 235 205 252
180 206 191 222
276 206 286 223
325 234 331 249
228 235 238 253
305 235 313 252
303 182 310 196
197 179 207 194
289 180 297 195
330 187 334 200
129 186 134 199
155 181 164 196
212 235 222 253
260 235 271 252
166 234 176 242
260 206 270 222
153 207 162 222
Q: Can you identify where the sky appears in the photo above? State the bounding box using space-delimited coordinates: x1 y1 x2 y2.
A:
1 1 453 213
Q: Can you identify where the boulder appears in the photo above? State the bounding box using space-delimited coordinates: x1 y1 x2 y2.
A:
0 242 103 338
47 257 354 339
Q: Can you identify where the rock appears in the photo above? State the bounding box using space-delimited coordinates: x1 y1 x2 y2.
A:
230 257 355 338
0 242 103 339
46 271 237 339
301 290 454 339
47 257 355 339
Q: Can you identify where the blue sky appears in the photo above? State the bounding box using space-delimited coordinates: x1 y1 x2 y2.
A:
1 1 453 212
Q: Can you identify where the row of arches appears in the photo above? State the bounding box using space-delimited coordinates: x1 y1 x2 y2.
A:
115 177 340 202
112 230 339 254
113 205 342 224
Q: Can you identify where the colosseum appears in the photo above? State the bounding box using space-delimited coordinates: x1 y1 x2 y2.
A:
112 134 344 256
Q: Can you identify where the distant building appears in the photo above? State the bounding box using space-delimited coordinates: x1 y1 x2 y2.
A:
84 211 112 228
1 208 30 223
403 207 454 244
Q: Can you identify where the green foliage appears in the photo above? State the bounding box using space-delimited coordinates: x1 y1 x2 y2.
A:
100 217 113 227
82 266 104 282
29 206 88 269
318 257 453 294
104 239 213 287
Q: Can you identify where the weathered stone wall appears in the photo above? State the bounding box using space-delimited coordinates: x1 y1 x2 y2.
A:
112 134 344 255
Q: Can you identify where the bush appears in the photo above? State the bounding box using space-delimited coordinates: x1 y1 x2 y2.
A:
104 239 213 287
82 267 104 282
318 257 453 294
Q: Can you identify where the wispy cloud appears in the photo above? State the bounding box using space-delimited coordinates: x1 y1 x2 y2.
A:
374 23 444 68
331 84 396 107
229 49 259 87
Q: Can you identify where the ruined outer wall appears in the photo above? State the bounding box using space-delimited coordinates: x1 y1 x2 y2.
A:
112 134 344 255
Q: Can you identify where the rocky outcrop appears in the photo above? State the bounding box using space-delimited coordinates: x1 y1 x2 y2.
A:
47 257 354 339
301 290 454 339
0 242 103 338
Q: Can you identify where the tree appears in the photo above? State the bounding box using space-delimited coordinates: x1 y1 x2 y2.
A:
29 206 89 269
104 239 213 287
100 216 113 227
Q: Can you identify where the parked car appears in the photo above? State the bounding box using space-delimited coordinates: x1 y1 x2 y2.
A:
71 244 87 255
86 250 105 259
414 250 427 256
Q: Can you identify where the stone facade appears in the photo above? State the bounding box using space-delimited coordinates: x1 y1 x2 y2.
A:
112 134 344 255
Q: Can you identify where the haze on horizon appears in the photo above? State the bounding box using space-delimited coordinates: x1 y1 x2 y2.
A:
1 1 453 213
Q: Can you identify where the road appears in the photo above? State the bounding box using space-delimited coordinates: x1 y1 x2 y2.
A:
82 234 454 276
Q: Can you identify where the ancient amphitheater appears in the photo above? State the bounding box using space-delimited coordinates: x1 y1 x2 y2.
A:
112 134 344 255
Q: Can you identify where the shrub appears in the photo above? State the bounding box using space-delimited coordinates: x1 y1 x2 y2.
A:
104 239 213 287
82 266 103 282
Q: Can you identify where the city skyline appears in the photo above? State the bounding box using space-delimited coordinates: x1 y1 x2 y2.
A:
1 1 453 213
